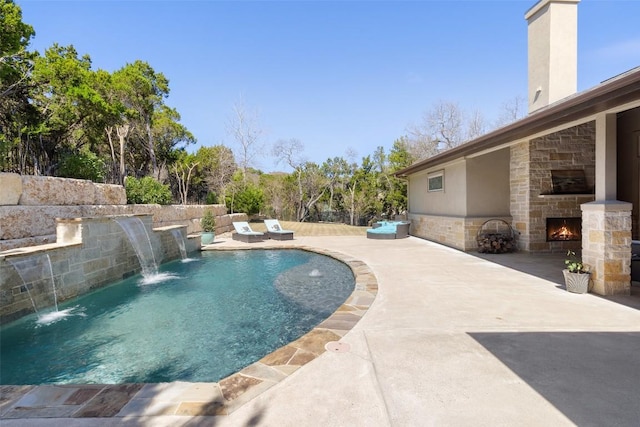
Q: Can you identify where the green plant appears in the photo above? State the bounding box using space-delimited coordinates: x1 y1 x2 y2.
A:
58 151 106 182
125 176 172 205
565 250 589 273
201 209 216 232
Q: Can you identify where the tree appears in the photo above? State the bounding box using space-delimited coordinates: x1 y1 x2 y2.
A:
112 60 170 180
0 0 37 173
0 0 35 99
321 156 351 220
406 100 484 161
226 97 264 183
466 108 487 141
152 104 196 179
29 44 113 175
195 144 236 203
272 138 316 221
386 138 413 215
172 150 198 205
260 172 292 220
494 95 527 128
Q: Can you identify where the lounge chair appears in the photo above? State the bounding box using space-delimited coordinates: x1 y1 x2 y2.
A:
366 221 410 239
264 219 294 240
232 221 265 243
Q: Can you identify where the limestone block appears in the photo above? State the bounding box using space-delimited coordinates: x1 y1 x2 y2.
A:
0 173 23 205
20 176 96 206
0 206 82 240
94 183 126 205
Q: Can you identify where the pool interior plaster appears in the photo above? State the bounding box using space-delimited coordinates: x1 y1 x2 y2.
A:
0 244 377 420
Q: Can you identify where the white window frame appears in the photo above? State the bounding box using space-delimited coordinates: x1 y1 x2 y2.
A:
427 170 444 192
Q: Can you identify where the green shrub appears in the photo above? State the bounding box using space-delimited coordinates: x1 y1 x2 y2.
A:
125 176 172 205
226 184 264 215
205 192 218 204
58 151 106 182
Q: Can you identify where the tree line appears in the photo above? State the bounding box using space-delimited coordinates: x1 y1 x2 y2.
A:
1 1 523 225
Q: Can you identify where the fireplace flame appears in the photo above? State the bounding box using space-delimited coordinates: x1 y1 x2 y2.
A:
551 223 576 241
547 218 581 242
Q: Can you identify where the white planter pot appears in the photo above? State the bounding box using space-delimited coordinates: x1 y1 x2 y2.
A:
562 269 590 294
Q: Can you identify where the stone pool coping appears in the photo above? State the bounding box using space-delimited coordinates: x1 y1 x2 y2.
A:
0 244 377 419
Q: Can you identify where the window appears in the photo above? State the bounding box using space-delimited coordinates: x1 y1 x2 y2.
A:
428 171 444 192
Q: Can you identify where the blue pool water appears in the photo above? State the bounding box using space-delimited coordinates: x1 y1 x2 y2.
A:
0 249 354 385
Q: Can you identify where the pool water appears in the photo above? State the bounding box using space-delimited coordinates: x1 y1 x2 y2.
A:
0 249 354 385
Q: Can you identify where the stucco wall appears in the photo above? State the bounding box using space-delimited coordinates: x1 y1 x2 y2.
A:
407 161 467 216
466 148 511 216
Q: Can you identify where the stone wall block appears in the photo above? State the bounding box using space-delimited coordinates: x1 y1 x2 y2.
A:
20 176 95 206
93 183 126 205
0 173 23 205
1 206 81 240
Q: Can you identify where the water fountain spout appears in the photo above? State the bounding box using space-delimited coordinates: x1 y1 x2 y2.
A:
8 254 59 313
170 229 188 260
114 216 159 278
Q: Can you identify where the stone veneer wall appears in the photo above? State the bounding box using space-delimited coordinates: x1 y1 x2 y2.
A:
510 122 596 252
0 215 201 324
581 201 633 295
0 174 236 251
408 213 513 251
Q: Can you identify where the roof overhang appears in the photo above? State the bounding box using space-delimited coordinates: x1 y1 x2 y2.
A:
395 67 640 178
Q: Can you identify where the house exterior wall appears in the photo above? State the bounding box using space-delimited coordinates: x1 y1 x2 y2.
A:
407 214 505 251
407 161 467 216
510 141 532 249
616 107 640 239
510 122 596 251
466 148 511 216
407 153 512 250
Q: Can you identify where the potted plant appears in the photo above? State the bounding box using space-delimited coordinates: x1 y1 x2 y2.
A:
200 209 216 245
563 250 591 293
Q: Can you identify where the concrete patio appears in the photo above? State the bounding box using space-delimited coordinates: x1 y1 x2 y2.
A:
2 231 639 426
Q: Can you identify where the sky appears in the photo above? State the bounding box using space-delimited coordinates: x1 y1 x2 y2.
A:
16 0 640 173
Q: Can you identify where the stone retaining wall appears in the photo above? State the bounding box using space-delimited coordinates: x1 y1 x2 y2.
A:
0 173 127 206
0 173 239 251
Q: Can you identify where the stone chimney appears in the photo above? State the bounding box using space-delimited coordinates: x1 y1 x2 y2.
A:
525 0 579 113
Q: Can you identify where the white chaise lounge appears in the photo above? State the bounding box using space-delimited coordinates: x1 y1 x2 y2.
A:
232 221 265 243
263 219 294 240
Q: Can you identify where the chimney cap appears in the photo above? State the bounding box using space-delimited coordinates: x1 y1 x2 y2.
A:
525 0 580 21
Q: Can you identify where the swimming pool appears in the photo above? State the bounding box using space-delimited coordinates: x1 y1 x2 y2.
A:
0 249 355 385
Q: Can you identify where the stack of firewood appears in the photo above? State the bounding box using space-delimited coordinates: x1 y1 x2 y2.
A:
477 233 515 253
476 219 516 254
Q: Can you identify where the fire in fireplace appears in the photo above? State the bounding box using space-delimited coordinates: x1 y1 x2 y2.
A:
546 217 581 241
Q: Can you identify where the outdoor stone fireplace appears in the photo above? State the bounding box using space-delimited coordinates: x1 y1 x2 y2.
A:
546 217 581 242
510 123 596 252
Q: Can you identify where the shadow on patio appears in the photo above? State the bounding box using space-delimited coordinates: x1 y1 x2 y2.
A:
469 331 640 427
